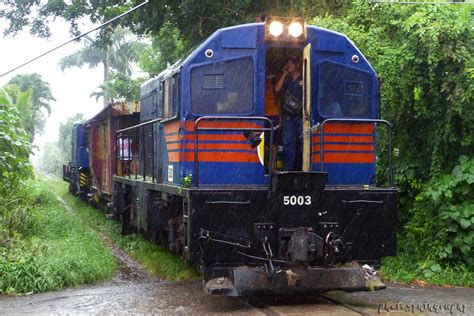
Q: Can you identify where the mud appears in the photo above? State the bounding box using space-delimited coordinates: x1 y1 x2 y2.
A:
108 236 150 283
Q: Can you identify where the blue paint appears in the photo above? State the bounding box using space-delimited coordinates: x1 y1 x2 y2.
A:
181 161 266 186
313 163 376 185
140 22 381 186
71 123 89 170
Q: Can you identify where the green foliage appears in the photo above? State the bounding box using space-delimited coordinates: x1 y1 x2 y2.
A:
138 21 186 76
0 0 345 48
3 73 55 142
119 234 199 281
403 156 473 267
59 28 145 77
311 2 473 283
91 72 145 102
59 35 106 71
382 253 473 287
0 97 32 186
51 180 199 281
177 174 193 194
58 113 86 161
311 3 473 182
58 27 145 104
37 113 85 176
0 180 116 294
0 88 34 255
38 142 64 176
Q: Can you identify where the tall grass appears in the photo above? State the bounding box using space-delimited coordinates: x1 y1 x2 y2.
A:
50 180 199 281
0 180 116 294
382 254 473 287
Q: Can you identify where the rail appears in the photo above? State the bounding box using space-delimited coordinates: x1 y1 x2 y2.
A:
318 118 394 188
194 116 275 187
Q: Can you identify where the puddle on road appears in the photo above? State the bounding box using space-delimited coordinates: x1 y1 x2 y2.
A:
0 280 266 315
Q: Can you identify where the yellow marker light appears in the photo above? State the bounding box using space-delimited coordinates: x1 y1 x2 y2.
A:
268 20 284 37
288 21 303 37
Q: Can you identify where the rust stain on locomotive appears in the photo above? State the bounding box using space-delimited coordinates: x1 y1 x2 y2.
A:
111 101 140 116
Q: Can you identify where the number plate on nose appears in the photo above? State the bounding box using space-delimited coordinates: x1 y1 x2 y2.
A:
283 195 312 206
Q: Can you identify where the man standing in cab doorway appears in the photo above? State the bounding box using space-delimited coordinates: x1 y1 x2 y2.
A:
275 56 303 171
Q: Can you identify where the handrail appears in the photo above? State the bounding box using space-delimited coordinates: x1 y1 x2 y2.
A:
194 116 275 187
116 117 162 134
116 117 161 181
318 118 394 188
116 130 140 180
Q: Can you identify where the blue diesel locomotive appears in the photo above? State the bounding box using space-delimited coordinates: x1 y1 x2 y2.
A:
68 17 398 296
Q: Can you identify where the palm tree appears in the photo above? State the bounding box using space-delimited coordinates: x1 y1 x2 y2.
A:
58 27 144 106
6 73 55 143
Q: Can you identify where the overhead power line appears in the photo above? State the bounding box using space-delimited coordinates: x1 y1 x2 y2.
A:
0 0 150 78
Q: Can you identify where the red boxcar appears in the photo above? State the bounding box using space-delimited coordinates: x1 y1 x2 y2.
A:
87 102 140 204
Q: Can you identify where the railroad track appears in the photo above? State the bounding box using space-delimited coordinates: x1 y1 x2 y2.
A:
317 293 367 315
239 293 368 315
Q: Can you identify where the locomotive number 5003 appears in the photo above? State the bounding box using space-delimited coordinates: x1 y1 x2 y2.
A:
283 195 312 206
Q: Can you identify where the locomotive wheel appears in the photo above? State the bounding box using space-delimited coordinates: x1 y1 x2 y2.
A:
121 204 134 235
157 230 169 248
79 190 88 202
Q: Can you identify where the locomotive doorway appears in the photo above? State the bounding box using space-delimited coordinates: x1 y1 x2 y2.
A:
302 44 312 171
264 46 304 171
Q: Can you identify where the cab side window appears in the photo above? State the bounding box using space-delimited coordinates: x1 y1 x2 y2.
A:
318 62 373 118
162 74 180 119
163 78 173 118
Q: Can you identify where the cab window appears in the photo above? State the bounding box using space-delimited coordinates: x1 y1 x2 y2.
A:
191 57 254 114
318 62 373 118
162 75 180 119
163 78 173 118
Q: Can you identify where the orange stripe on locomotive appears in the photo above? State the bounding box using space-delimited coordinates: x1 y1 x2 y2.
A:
312 123 376 164
164 120 262 163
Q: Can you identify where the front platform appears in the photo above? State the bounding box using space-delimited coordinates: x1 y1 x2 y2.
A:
204 261 385 296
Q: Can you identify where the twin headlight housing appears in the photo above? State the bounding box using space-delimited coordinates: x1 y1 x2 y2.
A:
265 17 306 41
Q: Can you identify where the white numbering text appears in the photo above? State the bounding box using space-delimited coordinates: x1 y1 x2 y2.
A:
283 195 311 206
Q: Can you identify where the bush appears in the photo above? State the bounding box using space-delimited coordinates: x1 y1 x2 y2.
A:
0 102 32 187
0 181 116 294
403 156 473 268
310 2 473 283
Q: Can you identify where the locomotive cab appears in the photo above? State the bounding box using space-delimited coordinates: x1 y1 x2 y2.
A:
194 18 397 295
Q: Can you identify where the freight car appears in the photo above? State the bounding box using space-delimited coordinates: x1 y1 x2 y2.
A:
65 17 398 296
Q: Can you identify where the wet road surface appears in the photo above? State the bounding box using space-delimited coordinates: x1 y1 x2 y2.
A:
1 278 472 315
1 193 471 315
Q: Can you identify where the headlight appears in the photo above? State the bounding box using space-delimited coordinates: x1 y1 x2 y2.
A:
288 22 303 38
264 16 306 41
268 21 284 37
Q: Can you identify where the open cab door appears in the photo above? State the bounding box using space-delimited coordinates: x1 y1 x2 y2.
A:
302 44 312 171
